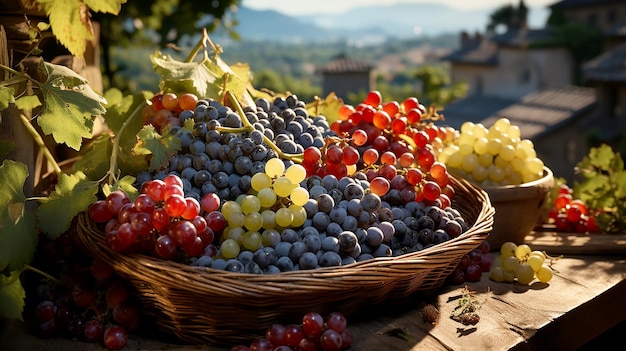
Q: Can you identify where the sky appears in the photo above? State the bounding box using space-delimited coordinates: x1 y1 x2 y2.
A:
242 0 559 15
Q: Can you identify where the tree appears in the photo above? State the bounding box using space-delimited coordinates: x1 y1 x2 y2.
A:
486 0 528 34
93 0 241 92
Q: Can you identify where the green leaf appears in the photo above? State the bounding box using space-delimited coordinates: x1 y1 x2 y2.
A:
37 172 99 238
133 125 181 172
0 160 28 224
614 170 626 199
72 133 113 180
14 95 42 110
38 61 107 150
305 92 343 125
102 175 138 199
588 144 614 170
37 22 51 31
151 52 219 98
103 92 147 135
82 0 126 15
103 87 125 107
0 86 15 111
0 139 15 160
0 161 38 271
42 0 94 57
0 271 26 321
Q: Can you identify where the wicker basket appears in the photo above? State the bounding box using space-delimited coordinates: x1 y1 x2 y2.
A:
76 175 494 345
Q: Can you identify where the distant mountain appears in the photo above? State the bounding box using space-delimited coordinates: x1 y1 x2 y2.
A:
223 3 549 43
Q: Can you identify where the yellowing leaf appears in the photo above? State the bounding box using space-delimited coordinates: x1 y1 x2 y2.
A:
38 61 107 150
151 52 219 98
0 271 26 321
43 0 94 57
14 95 42 110
82 0 126 15
133 125 181 172
37 172 99 238
0 86 15 111
0 160 28 215
305 92 343 125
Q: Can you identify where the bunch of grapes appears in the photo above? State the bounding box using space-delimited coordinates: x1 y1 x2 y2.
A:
546 183 599 233
88 173 223 261
25 231 140 350
230 311 352 351
136 92 334 204
439 118 545 187
447 240 493 284
489 242 554 285
304 91 457 210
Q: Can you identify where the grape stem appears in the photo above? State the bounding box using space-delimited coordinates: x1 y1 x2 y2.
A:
107 101 147 184
225 90 304 163
24 264 61 285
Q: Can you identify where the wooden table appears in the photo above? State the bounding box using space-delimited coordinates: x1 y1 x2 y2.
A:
3 236 626 351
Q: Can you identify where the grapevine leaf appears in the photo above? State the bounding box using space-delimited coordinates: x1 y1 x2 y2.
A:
37 172 99 238
43 0 94 57
38 61 107 150
72 133 113 180
102 175 138 199
14 95 42 110
305 92 343 125
0 160 28 224
0 161 38 271
0 139 14 160
0 86 15 111
151 52 218 98
614 170 626 199
103 92 148 135
588 144 614 170
133 125 181 172
103 87 125 108
82 0 126 14
0 271 26 321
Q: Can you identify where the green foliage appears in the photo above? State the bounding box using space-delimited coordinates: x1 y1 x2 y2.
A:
574 144 626 234
0 271 26 321
36 0 125 57
38 172 99 238
38 61 108 150
0 161 38 272
134 125 182 172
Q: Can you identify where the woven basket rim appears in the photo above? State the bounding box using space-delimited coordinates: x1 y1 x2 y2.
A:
77 175 494 282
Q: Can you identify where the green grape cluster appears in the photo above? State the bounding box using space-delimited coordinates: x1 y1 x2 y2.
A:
489 242 554 285
439 118 545 187
219 160 309 258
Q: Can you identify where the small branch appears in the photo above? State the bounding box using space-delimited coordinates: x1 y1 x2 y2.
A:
19 114 61 174
24 264 61 285
108 101 147 184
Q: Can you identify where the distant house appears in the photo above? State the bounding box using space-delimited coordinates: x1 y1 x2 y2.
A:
557 0 626 152
318 54 374 102
441 26 574 100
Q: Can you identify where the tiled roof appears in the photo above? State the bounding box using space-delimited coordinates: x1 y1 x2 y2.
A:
550 0 623 9
441 96 517 129
441 86 597 140
441 40 498 65
319 54 373 73
582 42 626 82
491 28 556 48
482 86 597 140
442 28 560 65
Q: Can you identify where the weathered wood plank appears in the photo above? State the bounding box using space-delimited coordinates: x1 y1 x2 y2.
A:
525 228 626 255
2 254 626 351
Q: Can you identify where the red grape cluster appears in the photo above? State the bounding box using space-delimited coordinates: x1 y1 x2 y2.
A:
302 91 457 209
547 184 599 233
230 311 352 351
88 174 226 260
28 232 140 350
447 240 493 284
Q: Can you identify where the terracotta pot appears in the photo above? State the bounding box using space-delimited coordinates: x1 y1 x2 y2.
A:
483 167 554 250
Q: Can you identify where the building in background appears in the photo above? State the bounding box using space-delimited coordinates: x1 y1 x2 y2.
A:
318 54 374 102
